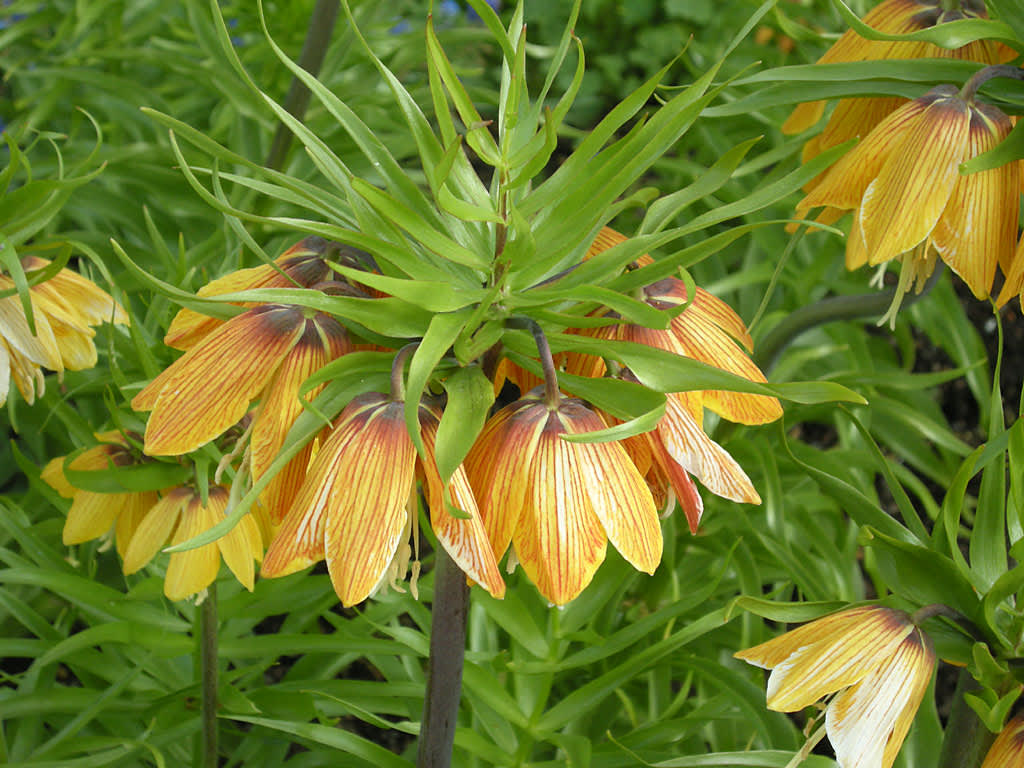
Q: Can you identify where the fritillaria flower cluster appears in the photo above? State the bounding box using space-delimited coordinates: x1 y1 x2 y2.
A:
63 228 779 607
784 0 1024 321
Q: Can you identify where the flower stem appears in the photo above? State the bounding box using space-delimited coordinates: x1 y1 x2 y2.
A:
264 0 341 171
938 669 996 768
418 547 470 768
753 266 942 371
960 65 1024 102
530 323 561 408
200 586 219 768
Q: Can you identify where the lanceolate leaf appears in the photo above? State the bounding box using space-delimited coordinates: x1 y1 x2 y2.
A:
435 365 495 485
403 311 471 456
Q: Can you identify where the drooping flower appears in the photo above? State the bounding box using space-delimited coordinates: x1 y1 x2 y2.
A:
783 0 1008 155
736 605 935 768
41 431 158 557
261 392 504 606
565 227 781 530
163 236 371 351
464 386 662 606
796 85 1020 310
121 485 264 601
0 256 127 406
980 716 1024 768
132 304 352 520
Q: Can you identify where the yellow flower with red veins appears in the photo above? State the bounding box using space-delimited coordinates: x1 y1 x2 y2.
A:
797 85 1020 310
132 304 352 520
464 387 661 606
736 606 935 768
261 393 504 607
784 0 1008 156
41 431 157 556
122 485 264 601
981 716 1024 768
163 236 364 350
0 256 127 406
566 227 781 531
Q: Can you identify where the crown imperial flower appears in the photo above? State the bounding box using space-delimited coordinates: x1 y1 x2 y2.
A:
0 257 127 406
797 85 1020 312
465 386 662 605
121 485 264 601
261 392 504 607
736 605 936 768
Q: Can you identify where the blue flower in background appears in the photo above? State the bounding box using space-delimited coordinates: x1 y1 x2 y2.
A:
391 1 501 34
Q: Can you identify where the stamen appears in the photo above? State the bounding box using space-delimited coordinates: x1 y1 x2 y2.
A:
660 486 677 520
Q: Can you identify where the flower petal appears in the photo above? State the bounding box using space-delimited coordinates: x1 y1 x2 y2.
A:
797 96 932 215
323 398 416 606
419 407 505 598
164 492 223 600
562 400 662 574
512 411 607 605
250 313 351 521
656 391 761 505
261 397 382 578
826 628 935 768
465 399 547 562
931 103 1019 299
859 88 970 265
135 305 304 455
122 488 191 574
753 607 914 712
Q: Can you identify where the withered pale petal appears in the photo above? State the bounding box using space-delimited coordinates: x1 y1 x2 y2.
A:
0 295 64 372
859 89 970 266
826 628 935 768
735 605 880 669
137 305 305 455
0 340 9 407
761 609 914 711
323 399 417 607
24 257 127 327
512 414 607 605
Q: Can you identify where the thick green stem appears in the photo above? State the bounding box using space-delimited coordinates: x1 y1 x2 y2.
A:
264 0 341 171
418 548 469 768
938 669 996 768
753 267 942 371
200 586 219 768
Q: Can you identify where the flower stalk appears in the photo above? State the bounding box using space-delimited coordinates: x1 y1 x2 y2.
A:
200 585 219 768
960 64 1024 102
417 547 470 768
